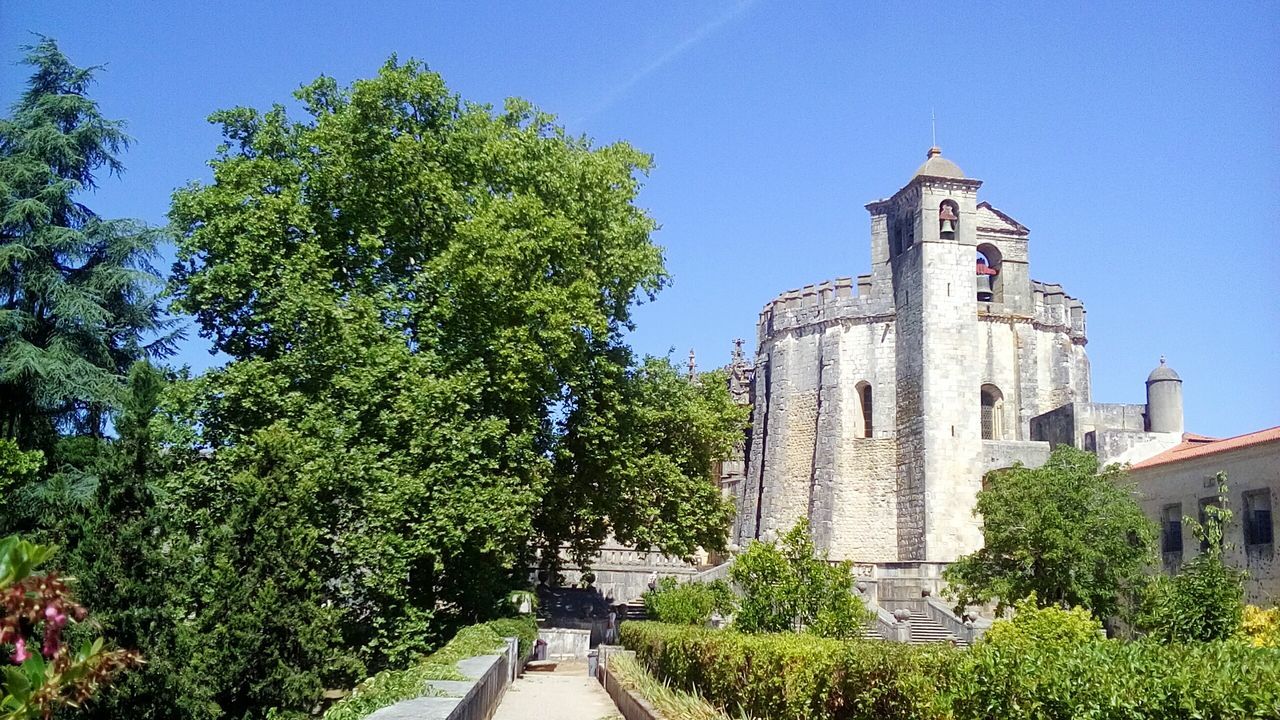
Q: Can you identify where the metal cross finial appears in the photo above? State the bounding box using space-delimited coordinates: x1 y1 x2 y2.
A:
1159 354 1166 365
732 338 745 361
931 108 937 148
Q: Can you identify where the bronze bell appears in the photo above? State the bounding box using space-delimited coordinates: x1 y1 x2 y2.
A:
939 204 958 236
977 272 995 302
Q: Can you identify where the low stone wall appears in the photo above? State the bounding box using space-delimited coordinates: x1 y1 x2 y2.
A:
596 646 660 720
365 637 518 720
979 439 1051 473
538 627 591 660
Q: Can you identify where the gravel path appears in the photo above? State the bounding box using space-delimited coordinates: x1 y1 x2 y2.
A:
492 662 620 720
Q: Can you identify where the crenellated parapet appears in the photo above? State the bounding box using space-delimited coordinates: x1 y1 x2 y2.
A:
757 275 893 345
1029 280 1087 343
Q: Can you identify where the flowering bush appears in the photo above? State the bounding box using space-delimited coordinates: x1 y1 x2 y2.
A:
1240 605 1280 648
0 535 139 719
979 594 1103 649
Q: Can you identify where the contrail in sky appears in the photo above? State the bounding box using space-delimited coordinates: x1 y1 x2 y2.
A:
576 0 757 123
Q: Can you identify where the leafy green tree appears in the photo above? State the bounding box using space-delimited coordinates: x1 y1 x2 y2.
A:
1140 474 1245 643
165 424 366 719
730 520 871 638
944 446 1156 620
545 359 746 570
642 577 737 626
167 55 743 688
51 362 190 720
0 38 176 450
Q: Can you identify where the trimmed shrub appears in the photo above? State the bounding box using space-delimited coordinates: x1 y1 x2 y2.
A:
620 621 959 720
643 577 737 626
623 620 1280 720
482 617 539 658
953 637 1280 719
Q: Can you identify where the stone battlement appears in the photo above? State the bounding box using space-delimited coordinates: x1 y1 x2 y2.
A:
757 275 890 344
1029 279 1087 341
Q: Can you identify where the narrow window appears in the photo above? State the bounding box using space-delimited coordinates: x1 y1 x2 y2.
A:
1160 503 1183 573
1244 489 1274 546
980 384 1004 440
857 382 873 438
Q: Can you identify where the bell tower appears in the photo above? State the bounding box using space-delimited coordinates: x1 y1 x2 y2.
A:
888 147 986 561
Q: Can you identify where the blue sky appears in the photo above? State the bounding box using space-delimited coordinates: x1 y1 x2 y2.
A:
3 1 1277 437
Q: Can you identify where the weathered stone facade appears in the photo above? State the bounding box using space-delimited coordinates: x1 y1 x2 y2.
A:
733 148 1091 563
1128 427 1280 605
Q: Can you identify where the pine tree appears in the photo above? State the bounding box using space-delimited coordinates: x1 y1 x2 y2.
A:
0 37 176 450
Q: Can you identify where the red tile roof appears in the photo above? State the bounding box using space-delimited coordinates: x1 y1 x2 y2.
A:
1129 426 1280 471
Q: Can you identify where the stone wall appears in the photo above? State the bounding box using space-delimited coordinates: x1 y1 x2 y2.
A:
1130 441 1279 604
738 153 1091 567
830 437 898 560
365 640 517 720
980 439 1051 473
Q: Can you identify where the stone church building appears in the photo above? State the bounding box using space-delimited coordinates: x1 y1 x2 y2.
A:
722 147 1188 567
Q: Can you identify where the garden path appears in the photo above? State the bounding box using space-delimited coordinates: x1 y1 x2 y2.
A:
492 662 620 720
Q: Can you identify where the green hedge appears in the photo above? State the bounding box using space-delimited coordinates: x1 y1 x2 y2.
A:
620 621 958 719
325 616 537 720
956 636 1280 719
620 621 1280 720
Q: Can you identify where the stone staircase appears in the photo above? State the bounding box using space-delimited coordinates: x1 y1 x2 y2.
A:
902 610 968 646
620 598 648 621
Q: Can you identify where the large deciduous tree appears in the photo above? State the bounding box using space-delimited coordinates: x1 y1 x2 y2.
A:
944 446 1156 620
0 39 175 450
168 57 745 682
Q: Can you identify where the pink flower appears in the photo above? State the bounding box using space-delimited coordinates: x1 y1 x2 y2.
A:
13 637 28 664
44 604 67 628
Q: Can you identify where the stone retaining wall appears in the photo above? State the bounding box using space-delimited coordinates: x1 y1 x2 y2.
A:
596 646 660 720
364 637 518 720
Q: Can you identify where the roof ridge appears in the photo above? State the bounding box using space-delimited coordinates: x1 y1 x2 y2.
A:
1130 425 1280 470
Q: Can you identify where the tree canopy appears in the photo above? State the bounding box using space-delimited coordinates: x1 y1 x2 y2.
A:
944 446 1156 619
166 56 746 676
0 38 175 449
730 520 871 639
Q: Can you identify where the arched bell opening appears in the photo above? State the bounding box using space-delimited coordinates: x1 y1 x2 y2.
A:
976 243 1004 303
939 199 959 240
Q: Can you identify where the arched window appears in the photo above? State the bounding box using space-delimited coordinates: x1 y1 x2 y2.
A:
976 243 1004 303
857 382 873 438
981 384 1004 440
